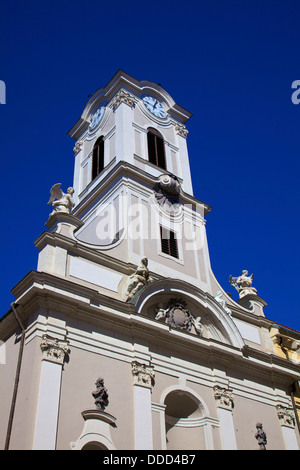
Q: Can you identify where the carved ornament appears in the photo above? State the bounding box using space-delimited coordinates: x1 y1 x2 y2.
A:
175 123 189 138
73 140 83 155
40 334 69 365
276 405 295 428
213 385 234 410
153 174 181 214
111 89 136 110
131 361 155 388
155 299 203 335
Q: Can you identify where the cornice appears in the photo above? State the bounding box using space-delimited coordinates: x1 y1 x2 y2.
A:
72 160 212 220
5 270 299 386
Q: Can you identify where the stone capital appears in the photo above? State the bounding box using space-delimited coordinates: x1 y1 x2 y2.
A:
175 123 189 138
111 89 136 110
213 385 234 410
131 361 155 388
40 334 69 365
276 405 295 428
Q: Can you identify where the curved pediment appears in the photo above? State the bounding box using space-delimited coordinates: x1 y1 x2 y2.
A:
132 278 245 350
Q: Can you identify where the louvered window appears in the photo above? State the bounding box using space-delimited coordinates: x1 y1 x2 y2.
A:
147 128 166 170
92 136 104 180
160 226 178 259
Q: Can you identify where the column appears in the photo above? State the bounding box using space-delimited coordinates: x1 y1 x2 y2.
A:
131 361 155 450
214 385 237 450
33 334 69 450
277 405 299 450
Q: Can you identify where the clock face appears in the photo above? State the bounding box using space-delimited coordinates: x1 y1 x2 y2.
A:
143 96 166 118
90 106 105 130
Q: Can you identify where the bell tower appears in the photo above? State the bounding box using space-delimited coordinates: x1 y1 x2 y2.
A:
64 70 213 296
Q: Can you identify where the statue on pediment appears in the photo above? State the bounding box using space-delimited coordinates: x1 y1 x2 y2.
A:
229 270 257 298
125 258 153 301
47 183 75 217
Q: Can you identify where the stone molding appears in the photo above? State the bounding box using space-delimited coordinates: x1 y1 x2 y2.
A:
213 385 234 410
40 334 69 365
131 361 155 388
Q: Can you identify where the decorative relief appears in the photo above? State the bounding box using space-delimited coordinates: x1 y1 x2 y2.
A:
131 361 155 388
213 385 234 410
73 140 83 155
40 334 69 365
153 174 181 214
229 270 258 299
111 89 136 110
155 299 203 335
214 291 232 315
175 123 189 138
125 257 153 301
255 423 267 450
276 405 295 428
92 377 109 411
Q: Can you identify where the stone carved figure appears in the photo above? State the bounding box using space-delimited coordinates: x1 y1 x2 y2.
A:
155 299 203 335
255 423 267 450
47 183 75 217
125 258 153 301
92 377 109 411
229 270 257 298
214 291 232 315
153 174 181 214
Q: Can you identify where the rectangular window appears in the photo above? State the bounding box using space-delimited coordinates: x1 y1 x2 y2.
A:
160 226 178 259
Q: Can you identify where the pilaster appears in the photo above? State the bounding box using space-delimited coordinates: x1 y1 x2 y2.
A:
131 361 155 450
214 385 237 450
276 405 299 450
32 334 69 450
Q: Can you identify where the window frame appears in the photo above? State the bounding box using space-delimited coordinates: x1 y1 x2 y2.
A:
92 136 105 181
147 127 166 170
160 225 179 259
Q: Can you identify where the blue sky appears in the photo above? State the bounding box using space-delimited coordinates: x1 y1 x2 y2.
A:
0 0 299 330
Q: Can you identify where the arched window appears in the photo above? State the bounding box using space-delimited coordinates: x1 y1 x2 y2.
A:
92 136 104 180
147 128 166 170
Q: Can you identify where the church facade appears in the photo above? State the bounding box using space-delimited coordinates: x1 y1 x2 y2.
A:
1 71 299 450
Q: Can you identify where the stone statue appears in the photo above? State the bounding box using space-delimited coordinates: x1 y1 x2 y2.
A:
255 423 267 450
125 258 153 301
92 377 109 411
214 291 232 315
229 270 257 298
47 183 75 217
